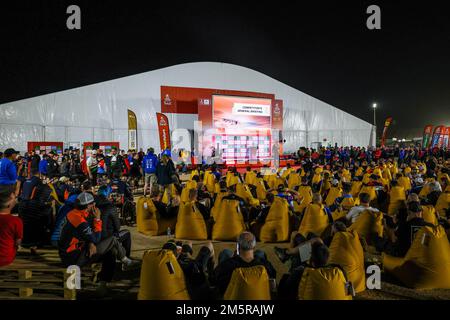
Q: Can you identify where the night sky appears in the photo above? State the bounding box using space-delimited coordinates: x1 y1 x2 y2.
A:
1 1 450 138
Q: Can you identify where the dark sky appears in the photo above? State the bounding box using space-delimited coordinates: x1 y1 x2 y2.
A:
1 1 450 138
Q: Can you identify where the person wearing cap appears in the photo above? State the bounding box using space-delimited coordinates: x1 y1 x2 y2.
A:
0 148 19 186
59 192 138 294
86 149 99 186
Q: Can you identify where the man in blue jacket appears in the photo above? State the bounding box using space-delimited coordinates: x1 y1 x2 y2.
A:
142 148 158 196
39 154 48 177
0 148 19 186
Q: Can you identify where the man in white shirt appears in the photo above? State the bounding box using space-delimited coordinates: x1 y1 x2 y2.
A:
346 192 379 224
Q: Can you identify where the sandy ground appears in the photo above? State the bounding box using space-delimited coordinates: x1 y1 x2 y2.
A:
104 226 450 301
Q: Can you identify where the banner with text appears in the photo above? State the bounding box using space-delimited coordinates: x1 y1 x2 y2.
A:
127 109 137 151
380 116 393 147
156 112 171 151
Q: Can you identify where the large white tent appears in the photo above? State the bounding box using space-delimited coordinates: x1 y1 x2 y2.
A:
0 62 374 153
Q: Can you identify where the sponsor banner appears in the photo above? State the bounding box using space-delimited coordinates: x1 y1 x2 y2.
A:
156 112 171 151
380 117 393 147
127 109 137 150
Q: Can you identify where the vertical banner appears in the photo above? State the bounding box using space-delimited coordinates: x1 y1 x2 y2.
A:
127 109 137 151
156 112 171 151
422 125 433 148
380 117 393 147
439 127 450 148
431 125 444 148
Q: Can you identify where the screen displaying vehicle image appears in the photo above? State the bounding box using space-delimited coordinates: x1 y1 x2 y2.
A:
211 95 273 163
212 95 272 131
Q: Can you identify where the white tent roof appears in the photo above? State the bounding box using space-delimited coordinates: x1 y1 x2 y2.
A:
0 62 373 153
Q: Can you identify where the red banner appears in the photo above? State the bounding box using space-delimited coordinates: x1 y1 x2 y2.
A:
156 112 171 151
380 117 393 147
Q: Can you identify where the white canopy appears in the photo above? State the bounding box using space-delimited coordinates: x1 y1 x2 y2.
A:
0 62 374 153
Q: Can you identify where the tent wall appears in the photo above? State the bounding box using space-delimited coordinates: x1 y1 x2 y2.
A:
0 62 373 153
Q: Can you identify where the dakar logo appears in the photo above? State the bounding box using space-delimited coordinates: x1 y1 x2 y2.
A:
159 117 167 126
163 94 172 106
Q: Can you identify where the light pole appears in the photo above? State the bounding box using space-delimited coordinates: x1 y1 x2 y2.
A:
371 103 377 147
372 103 377 127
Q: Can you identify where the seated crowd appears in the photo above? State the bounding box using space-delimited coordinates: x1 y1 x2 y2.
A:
0 145 450 299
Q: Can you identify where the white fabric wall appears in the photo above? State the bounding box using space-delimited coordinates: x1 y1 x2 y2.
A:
0 62 373 153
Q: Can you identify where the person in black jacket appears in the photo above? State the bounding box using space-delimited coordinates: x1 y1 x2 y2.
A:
211 232 276 296
95 194 131 257
177 241 217 300
46 152 60 178
156 154 177 199
18 171 53 249
30 151 41 174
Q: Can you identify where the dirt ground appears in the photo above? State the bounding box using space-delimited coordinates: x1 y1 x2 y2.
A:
94 226 450 301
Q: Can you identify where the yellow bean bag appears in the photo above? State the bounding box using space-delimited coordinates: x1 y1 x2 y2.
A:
422 205 439 225
255 178 267 201
203 171 216 193
223 266 271 300
211 192 227 221
325 187 342 207
212 199 246 241
355 167 364 177
298 266 352 300
341 196 356 211
175 202 207 240
383 225 450 289
436 192 450 218
190 169 199 180
362 173 371 185
281 168 294 179
244 171 257 186
298 204 330 237
348 210 383 245
138 249 190 300
161 184 177 205
259 197 290 242
226 172 240 187
236 183 259 207
398 176 411 192
295 185 313 213
332 208 348 221
287 172 301 190
387 186 406 216
350 181 363 197
382 168 392 181
359 185 377 201
180 180 197 203
136 196 159 236
328 231 366 293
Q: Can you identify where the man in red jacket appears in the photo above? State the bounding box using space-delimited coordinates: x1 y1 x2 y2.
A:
0 185 23 266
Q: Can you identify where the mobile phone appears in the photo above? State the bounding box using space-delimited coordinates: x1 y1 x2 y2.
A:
236 243 240 256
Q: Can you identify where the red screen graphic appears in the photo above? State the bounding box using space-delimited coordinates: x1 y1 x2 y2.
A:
211 95 273 162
